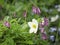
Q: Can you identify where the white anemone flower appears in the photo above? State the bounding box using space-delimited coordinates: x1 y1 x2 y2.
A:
28 19 38 33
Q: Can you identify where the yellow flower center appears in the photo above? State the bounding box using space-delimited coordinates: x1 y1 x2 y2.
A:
32 24 36 29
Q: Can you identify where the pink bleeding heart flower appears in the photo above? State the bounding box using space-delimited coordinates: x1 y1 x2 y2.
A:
41 33 47 40
32 6 41 15
23 10 27 18
32 6 36 14
36 7 41 14
40 28 44 33
40 22 45 27
4 21 10 28
44 17 49 26
39 22 45 33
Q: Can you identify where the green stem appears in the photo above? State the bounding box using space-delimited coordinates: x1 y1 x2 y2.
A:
25 17 26 23
29 0 37 7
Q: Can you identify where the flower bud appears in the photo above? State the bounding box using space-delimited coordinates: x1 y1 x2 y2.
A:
32 6 41 15
4 21 10 28
23 10 27 18
36 7 41 14
40 28 44 33
41 33 47 40
44 17 49 26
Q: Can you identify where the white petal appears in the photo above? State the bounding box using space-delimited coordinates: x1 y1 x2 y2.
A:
29 28 38 33
32 19 38 29
32 19 38 24
51 17 55 22
51 15 59 22
28 19 38 34
29 29 34 33
56 15 59 19
57 8 60 12
33 29 38 33
28 22 32 28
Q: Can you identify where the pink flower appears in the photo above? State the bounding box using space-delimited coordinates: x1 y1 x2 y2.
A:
40 22 45 27
23 10 27 18
42 33 47 40
4 21 10 28
32 6 36 14
44 17 49 26
39 23 45 33
32 6 41 15
39 17 49 27
40 28 44 33
36 7 41 14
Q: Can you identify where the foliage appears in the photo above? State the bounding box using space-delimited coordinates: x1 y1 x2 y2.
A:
0 0 60 45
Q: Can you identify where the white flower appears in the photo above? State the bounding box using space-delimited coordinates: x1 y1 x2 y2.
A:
28 19 38 33
51 15 59 22
57 8 60 12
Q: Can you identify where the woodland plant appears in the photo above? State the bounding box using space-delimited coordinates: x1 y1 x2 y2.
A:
0 0 60 45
